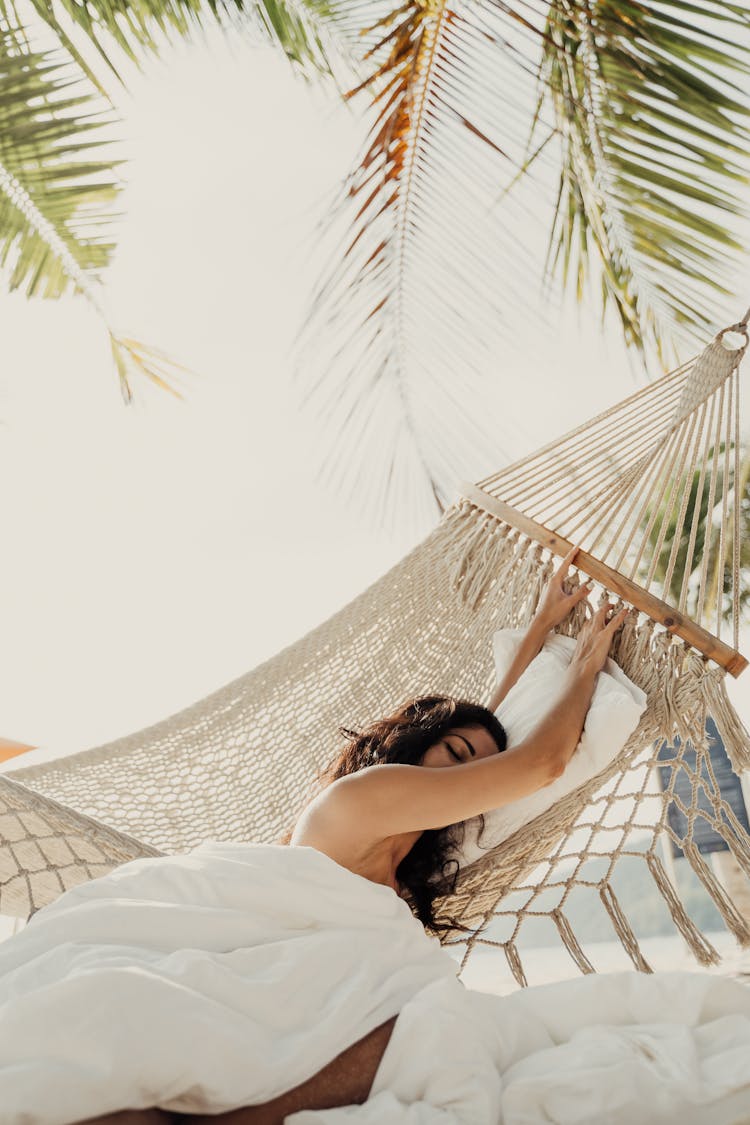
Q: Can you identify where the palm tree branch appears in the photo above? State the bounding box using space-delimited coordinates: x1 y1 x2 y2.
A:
539 0 750 361
20 0 357 90
293 1 554 528
0 28 122 300
0 21 190 401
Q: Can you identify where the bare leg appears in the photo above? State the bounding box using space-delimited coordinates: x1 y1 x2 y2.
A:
78 1015 397 1125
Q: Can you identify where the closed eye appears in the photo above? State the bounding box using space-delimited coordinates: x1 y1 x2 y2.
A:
444 740 462 762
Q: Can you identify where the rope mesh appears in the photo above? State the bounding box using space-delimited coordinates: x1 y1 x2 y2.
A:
1 317 749 983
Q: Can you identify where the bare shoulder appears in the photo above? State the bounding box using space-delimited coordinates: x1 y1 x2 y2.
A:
296 747 559 843
290 765 458 846
294 768 414 831
291 773 378 848
290 770 425 856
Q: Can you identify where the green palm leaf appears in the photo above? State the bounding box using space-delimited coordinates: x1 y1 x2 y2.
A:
10 0 350 89
5 0 750 523
642 444 750 629
293 0 750 528
0 28 121 297
249 0 353 85
539 0 750 362
0 22 189 398
0 0 356 398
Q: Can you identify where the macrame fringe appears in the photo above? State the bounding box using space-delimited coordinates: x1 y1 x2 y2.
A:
598 882 653 973
711 812 750 883
443 502 517 613
503 940 528 988
703 666 750 773
611 608 640 669
682 842 750 947
615 622 746 760
551 907 595 974
442 502 559 625
645 853 720 966
438 506 750 972
494 536 536 625
443 504 575 627
524 549 555 622
555 570 590 639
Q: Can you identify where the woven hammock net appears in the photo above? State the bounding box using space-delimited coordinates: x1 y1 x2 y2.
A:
2 312 750 988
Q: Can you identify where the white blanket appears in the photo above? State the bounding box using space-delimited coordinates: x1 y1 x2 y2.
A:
1 842 749 1125
0 842 455 1123
296 971 750 1124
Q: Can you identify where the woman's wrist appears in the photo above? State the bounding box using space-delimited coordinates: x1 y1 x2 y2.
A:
530 609 555 638
521 612 553 666
565 657 599 689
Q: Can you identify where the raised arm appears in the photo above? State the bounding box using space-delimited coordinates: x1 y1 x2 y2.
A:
487 545 592 713
324 602 629 838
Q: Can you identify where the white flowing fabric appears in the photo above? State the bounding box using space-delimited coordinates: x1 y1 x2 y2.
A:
1 841 749 1125
292 972 750 1125
0 842 456 1123
493 971 750 1125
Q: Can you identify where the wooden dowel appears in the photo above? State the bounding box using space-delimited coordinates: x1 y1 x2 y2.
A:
459 482 748 678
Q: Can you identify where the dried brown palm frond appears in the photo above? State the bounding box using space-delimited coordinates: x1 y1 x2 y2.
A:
293 1 557 531
292 1 750 531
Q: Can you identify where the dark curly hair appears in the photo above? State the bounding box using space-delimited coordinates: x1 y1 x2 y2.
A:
282 694 506 935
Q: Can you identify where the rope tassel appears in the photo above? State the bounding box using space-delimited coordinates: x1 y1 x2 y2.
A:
551 907 595 974
503 940 528 988
711 815 750 883
599 882 653 973
682 842 750 947
445 505 516 612
645 853 720 966
703 669 750 773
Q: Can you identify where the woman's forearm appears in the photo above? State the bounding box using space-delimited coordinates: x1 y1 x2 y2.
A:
514 661 598 778
487 545 595 715
487 613 551 714
514 601 626 778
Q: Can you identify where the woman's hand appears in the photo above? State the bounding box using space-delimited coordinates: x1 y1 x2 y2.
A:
535 545 593 631
569 601 629 677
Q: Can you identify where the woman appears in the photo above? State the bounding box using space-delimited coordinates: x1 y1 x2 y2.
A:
287 545 620 930
79 547 629 1125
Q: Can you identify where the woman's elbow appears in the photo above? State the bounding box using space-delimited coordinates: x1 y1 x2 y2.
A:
543 747 568 784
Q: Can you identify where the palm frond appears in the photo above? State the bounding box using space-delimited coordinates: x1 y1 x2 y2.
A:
110 335 192 402
11 0 353 88
249 0 356 85
539 0 750 363
642 443 750 627
0 25 121 299
292 1 555 532
0 23 187 399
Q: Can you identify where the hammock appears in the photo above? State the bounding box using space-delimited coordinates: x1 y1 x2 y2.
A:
2 310 750 989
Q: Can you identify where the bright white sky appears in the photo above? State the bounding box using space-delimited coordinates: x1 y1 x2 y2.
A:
2 24 750 767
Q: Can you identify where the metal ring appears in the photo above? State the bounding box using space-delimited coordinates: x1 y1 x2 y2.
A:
718 323 749 339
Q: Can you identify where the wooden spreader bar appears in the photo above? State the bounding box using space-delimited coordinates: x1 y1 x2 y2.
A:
459 482 748 678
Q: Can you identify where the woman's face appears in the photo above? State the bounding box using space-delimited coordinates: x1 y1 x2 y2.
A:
420 724 501 769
